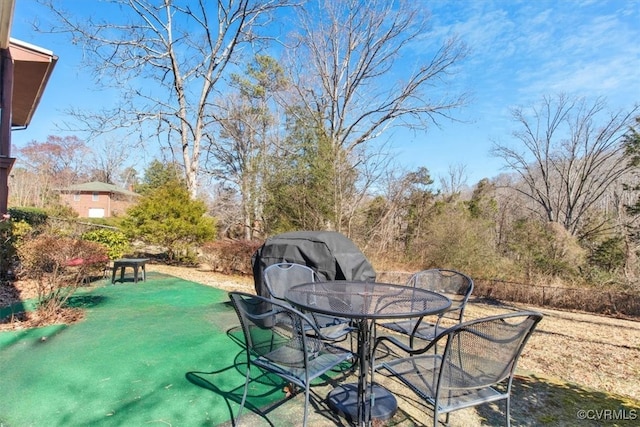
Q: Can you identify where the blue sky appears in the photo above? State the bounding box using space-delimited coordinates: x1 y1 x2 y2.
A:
9 0 640 187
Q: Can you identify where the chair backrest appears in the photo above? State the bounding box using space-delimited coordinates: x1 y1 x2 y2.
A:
229 291 321 368
408 269 473 297
436 311 542 392
408 269 473 316
263 263 318 301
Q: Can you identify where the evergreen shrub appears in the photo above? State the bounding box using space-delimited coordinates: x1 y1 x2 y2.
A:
82 228 131 260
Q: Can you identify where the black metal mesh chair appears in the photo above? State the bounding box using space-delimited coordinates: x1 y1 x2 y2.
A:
375 311 542 427
263 262 353 340
263 262 318 301
229 291 354 426
380 269 474 345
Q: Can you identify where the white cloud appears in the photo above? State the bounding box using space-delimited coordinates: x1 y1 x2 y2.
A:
408 0 639 183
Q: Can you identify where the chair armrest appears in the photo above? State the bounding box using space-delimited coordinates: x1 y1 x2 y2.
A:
374 334 436 356
317 322 355 341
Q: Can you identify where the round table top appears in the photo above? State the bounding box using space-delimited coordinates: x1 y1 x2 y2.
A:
286 281 451 320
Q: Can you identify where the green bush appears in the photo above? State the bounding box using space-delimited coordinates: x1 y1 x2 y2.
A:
0 220 13 279
588 237 626 273
11 220 34 240
409 203 506 279
121 180 216 262
45 203 79 219
0 219 33 279
82 228 131 260
506 219 586 282
7 207 48 228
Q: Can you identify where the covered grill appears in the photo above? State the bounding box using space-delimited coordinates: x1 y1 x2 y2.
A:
251 230 376 298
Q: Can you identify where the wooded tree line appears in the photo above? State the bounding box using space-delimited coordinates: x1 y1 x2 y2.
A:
11 0 640 289
10 103 640 289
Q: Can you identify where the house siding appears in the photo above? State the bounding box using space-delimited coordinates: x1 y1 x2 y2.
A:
60 191 134 218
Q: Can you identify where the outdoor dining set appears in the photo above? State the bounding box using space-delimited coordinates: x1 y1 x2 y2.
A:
226 231 543 427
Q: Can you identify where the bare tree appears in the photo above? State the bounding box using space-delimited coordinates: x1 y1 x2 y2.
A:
18 135 90 186
358 166 437 257
438 164 468 199
87 139 130 185
492 94 639 238
207 183 243 239
357 169 412 256
343 142 396 237
8 167 40 208
285 0 468 232
42 0 291 199
13 136 91 208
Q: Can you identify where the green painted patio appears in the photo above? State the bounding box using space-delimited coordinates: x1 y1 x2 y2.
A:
0 274 352 426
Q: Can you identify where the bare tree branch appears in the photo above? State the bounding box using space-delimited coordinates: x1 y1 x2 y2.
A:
284 0 468 231
492 94 640 237
40 0 292 198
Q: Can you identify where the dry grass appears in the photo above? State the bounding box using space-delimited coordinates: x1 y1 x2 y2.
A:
464 300 640 401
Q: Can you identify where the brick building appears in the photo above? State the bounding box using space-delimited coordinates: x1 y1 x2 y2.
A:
59 181 139 218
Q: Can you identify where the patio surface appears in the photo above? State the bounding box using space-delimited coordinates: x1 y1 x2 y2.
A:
1 272 638 426
0 274 252 426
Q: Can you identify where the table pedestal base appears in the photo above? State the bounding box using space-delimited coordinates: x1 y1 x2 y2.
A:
327 383 397 424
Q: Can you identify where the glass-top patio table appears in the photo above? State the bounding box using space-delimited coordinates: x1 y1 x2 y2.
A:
287 281 451 426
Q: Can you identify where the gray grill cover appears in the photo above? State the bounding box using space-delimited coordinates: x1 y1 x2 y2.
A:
252 231 377 298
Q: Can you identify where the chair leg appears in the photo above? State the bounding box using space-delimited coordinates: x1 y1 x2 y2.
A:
302 385 310 427
235 365 252 426
434 410 449 427
505 396 511 427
